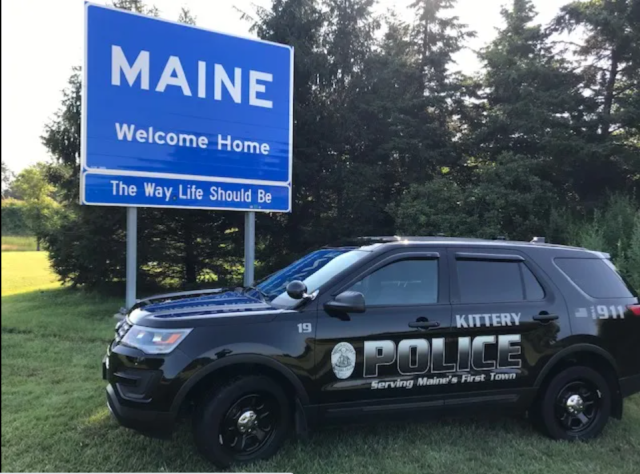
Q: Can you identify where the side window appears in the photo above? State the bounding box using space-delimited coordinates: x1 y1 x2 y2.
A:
555 258 634 298
348 259 438 306
456 259 544 303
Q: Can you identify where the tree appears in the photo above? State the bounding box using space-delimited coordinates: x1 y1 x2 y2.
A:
409 0 476 174
552 0 640 200
472 0 591 209
11 163 54 202
476 0 585 159
410 0 475 95
112 0 159 16
1 160 14 199
391 176 474 237
392 0 574 240
554 0 640 137
626 213 640 289
392 153 556 241
177 7 196 25
11 163 59 250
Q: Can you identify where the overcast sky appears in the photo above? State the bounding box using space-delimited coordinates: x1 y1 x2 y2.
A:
1 0 569 174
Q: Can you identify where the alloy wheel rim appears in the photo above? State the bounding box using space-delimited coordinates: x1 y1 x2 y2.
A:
555 380 600 433
219 393 278 456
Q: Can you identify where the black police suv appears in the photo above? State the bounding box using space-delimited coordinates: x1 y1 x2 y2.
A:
103 236 640 467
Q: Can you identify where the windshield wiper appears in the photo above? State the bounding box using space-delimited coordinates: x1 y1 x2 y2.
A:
238 285 270 303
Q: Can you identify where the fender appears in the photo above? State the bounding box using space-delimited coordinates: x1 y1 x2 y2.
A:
534 343 618 388
170 354 310 415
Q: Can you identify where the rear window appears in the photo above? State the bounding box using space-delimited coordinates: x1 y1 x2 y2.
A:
555 258 634 298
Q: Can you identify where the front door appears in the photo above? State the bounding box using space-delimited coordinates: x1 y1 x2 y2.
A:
313 248 454 409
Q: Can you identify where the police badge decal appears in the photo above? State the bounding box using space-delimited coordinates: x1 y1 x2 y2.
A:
331 342 356 379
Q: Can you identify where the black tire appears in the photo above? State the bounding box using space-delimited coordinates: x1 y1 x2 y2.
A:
193 375 292 467
532 366 611 440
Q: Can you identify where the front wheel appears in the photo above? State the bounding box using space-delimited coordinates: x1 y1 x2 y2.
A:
533 366 611 440
193 376 292 467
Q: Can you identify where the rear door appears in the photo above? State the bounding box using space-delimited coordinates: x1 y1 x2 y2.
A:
448 248 570 399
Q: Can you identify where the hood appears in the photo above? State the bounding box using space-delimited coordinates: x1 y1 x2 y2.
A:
128 288 285 326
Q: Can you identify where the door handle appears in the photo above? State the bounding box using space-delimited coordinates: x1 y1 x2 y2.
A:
408 319 440 329
533 313 559 323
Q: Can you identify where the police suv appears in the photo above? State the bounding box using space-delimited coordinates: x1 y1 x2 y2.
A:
103 236 640 467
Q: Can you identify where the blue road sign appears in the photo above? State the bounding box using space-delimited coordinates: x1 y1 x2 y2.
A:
82 3 293 212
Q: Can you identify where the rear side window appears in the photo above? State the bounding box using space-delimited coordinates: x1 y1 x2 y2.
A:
555 258 634 298
456 260 544 303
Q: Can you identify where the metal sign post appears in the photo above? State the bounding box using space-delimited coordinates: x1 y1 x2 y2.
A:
125 207 138 308
81 3 293 308
244 212 255 286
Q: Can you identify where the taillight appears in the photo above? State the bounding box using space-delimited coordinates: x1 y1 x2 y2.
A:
628 305 640 316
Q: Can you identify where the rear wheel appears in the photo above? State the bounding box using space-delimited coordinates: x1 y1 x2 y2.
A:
193 376 291 467
533 366 611 440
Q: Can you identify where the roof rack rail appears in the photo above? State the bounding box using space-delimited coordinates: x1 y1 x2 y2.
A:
531 236 546 243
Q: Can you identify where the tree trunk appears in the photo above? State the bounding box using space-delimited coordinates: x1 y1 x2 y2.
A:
36 237 40 251
183 219 196 286
602 47 619 138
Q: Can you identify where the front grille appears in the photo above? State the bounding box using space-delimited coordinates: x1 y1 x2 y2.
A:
114 319 132 343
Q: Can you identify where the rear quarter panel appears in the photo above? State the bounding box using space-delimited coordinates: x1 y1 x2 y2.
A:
527 246 640 378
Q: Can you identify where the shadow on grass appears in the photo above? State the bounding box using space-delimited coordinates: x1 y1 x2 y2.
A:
2 286 115 309
68 399 640 474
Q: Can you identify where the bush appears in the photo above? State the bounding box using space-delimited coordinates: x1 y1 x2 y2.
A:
623 214 640 291
568 194 640 291
391 154 556 241
390 177 476 237
1 199 30 235
40 203 245 291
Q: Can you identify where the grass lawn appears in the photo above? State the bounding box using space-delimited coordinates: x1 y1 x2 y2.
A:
1 251 60 296
2 252 640 473
1 235 38 252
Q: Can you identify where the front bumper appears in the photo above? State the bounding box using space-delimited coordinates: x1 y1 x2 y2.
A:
620 374 640 398
102 333 194 438
106 384 175 438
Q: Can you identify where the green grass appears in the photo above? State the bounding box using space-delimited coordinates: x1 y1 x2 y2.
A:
2 252 640 472
1 235 38 252
1 251 60 296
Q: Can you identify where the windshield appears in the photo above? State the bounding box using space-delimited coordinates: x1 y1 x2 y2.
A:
255 248 369 308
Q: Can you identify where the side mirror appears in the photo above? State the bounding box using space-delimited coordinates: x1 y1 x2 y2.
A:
286 280 308 300
324 291 366 314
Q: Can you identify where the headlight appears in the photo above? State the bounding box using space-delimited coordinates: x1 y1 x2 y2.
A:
120 327 192 354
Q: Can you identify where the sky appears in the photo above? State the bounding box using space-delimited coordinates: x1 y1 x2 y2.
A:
1 0 570 174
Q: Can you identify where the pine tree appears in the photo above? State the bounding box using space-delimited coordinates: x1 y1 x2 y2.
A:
552 0 640 201
409 0 475 94
477 0 585 161
408 0 476 174
554 0 640 139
